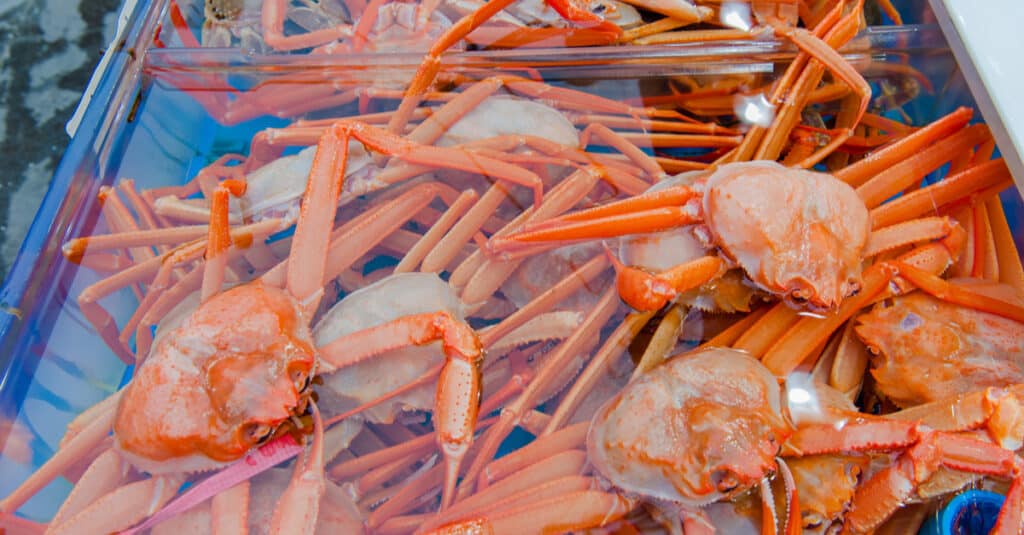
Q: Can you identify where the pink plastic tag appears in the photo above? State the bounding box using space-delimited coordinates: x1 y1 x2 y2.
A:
120 435 303 534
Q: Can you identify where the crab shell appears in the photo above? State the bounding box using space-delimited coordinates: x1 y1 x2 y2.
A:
114 282 316 474
619 171 759 313
856 279 1024 408
702 161 869 310
587 348 791 507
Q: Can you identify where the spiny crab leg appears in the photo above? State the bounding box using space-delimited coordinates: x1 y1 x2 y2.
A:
835 107 973 187
488 183 702 253
386 2 621 137
318 311 484 511
769 22 871 128
787 420 1024 534
200 179 247 301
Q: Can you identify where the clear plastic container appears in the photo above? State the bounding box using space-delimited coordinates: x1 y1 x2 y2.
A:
151 0 919 55
1 5 1022 533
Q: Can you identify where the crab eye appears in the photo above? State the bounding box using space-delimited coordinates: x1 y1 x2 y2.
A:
289 364 312 393
710 468 740 493
243 422 274 445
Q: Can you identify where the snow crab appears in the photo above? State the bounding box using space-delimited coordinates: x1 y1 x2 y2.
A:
1 120 558 531
431 347 1024 534
490 108 1011 317
856 279 1024 408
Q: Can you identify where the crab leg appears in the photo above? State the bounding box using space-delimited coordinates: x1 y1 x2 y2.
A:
427 490 634 534
491 204 700 252
459 168 610 306
863 216 959 258
544 310 654 433
870 158 1012 229
318 311 483 511
733 303 801 358
837 107 973 186
261 0 352 51
987 196 1024 291
788 422 1024 534
855 123 991 209
211 481 249 535
457 287 620 500
0 396 117 514
395 189 479 273
47 448 125 528
48 473 187 535
893 262 1024 323
606 247 725 311
201 179 246 302
424 449 588 530
387 2 622 137
579 123 665 180
771 23 871 127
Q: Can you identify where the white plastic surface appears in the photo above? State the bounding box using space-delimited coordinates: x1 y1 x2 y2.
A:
929 0 1024 195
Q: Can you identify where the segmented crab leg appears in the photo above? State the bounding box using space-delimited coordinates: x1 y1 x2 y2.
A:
261 0 352 51
855 123 992 209
544 310 655 433
211 481 249 535
770 23 871 127
478 253 608 348
836 107 973 187
201 179 246 302
479 423 588 491
732 303 801 359
870 158 1012 229
0 393 120 516
459 167 611 307
754 1 862 161
827 320 870 399
427 490 634 534
457 287 620 500
47 448 125 528
395 189 479 273
47 473 187 535
894 262 1024 323
863 216 959 258
422 183 509 274
318 311 483 511
423 450 588 530
986 196 1024 291
606 247 725 311
788 423 1024 535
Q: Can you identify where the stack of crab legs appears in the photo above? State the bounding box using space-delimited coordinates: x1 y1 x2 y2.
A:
174 0 905 54
3 0 1024 533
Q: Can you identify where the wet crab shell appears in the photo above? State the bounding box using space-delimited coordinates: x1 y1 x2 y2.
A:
114 282 316 474
702 161 869 310
856 279 1024 408
587 347 790 507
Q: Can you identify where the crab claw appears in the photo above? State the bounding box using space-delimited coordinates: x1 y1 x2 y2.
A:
605 244 724 312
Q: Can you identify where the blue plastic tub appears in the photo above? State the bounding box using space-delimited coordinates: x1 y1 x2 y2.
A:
0 8 1021 531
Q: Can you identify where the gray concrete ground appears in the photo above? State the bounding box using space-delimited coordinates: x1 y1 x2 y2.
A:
0 0 122 280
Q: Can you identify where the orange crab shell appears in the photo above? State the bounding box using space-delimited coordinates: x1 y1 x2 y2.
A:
856 279 1024 408
587 348 791 508
114 282 316 474
702 161 869 310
